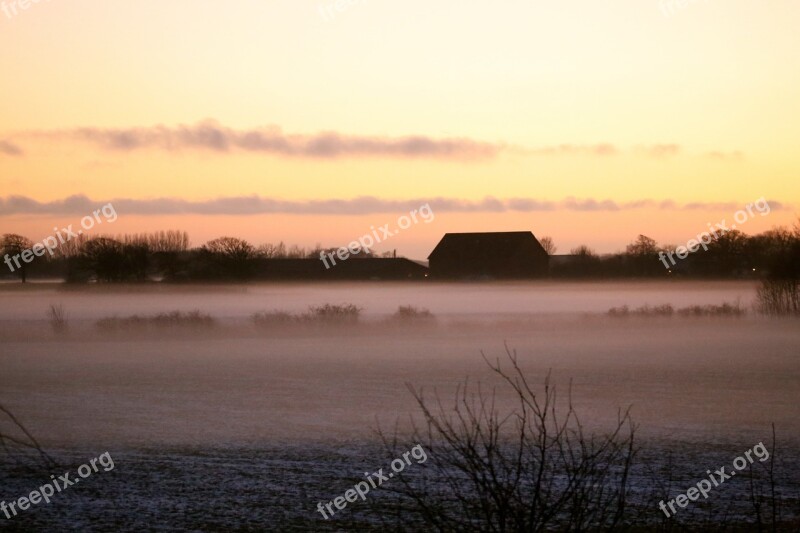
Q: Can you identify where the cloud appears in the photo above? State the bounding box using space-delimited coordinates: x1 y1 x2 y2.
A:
518 144 619 156
0 195 787 216
45 120 501 160
0 140 23 157
704 150 745 161
638 144 681 158
13 121 744 161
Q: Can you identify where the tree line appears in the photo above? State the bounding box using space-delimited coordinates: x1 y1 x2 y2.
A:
546 224 800 280
0 231 385 282
1 222 799 282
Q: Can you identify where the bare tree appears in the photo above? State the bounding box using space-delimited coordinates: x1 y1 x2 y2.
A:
1 233 34 282
570 244 596 257
202 237 258 279
625 235 659 257
539 236 557 256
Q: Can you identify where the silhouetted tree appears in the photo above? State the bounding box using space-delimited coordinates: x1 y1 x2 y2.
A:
79 238 126 282
561 244 600 277
1 233 34 282
201 237 258 280
625 234 661 276
695 229 749 276
539 236 557 255
257 242 287 258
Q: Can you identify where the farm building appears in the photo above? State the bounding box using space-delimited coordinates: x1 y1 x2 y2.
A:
428 231 549 279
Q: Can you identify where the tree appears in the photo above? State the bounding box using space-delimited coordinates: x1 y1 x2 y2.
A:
201 237 258 279
539 236 557 255
1 233 34 282
257 242 287 258
625 235 661 276
570 244 596 258
625 234 658 257
79 238 126 282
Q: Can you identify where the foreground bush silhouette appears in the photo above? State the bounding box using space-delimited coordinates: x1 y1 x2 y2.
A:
379 346 636 531
0 404 56 470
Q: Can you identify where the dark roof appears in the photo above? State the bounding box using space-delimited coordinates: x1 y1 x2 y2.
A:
428 231 547 260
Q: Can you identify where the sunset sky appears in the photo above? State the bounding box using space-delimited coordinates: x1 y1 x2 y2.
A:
1 0 798 258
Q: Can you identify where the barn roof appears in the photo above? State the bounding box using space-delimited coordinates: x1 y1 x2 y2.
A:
428 231 546 260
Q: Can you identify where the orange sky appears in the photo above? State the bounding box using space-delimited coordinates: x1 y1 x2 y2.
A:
1 0 798 258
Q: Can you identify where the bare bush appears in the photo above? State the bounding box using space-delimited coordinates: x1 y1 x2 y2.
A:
251 304 362 328
302 304 361 324
757 279 800 316
0 404 56 470
608 304 674 317
392 305 435 322
677 301 746 317
379 345 637 531
609 302 747 318
96 310 214 331
251 310 297 327
46 304 69 334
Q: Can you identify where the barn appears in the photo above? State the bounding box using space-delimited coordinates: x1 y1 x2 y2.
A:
428 231 549 279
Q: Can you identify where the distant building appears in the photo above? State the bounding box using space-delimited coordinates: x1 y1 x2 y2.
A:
261 258 429 280
428 231 549 279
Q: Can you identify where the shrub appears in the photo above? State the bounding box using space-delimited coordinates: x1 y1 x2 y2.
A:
96 310 214 331
251 310 296 327
609 303 749 318
608 304 673 317
46 304 68 334
392 305 435 321
757 279 800 316
301 303 361 324
608 305 630 317
251 304 363 328
379 346 636 530
677 301 746 317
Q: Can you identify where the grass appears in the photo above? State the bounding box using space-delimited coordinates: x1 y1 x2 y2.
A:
96 310 215 331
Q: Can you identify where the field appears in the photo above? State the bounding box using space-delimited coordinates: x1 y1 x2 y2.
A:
1 281 798 530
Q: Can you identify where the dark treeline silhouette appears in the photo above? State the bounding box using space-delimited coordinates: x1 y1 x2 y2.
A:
551 227 800 280
0 231 394 282
2 222 799 283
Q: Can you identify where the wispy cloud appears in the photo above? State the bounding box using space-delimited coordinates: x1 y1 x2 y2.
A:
0 195 786 216
42 120 500 160
517 144 619 156
638 144 681 158
704 150 745 161
0 140 23 157
14 120 742 161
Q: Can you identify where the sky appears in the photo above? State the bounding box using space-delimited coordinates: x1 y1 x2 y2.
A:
1 0 798 259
